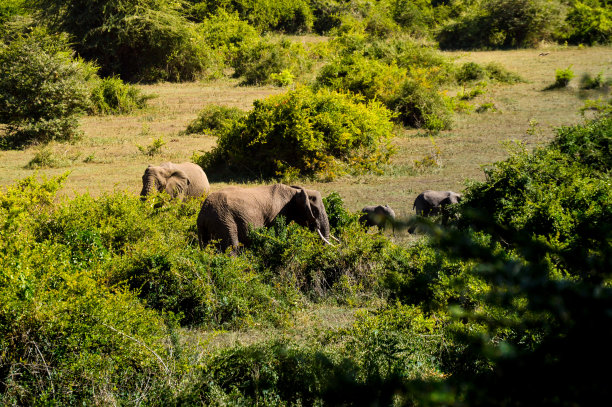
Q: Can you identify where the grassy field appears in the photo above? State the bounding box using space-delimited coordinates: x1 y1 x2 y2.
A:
0 45 610 222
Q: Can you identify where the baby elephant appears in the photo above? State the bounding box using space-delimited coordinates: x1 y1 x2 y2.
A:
360 204 396 230
413 190 462 217
140 162 210 200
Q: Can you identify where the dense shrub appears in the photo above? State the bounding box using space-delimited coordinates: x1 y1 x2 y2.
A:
438 0 565 49
231 37 312 85
455 61 525 84
0 175 176 405
89 76 153 115
31 0 220 82
188 0 314 33
197 10 260 64
0 29 96 148
177 304 445 405
315 53 408 102
389 75 453 130
564 1 612 45
196 87 396 180
458 116 612 277
183 104 246 135
0 0 25 24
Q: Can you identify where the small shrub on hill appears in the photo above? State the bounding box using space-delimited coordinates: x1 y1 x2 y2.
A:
579 71 610 90
183 104 246 135
89 76 153 115
547 66 574 89
0 29 96 148
196 87 396 180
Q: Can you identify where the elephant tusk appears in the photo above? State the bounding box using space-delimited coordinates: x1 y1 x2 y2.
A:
317 229 335 246
330 235 340 243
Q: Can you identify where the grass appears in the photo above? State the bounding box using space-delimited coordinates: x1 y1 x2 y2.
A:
0 46 609 233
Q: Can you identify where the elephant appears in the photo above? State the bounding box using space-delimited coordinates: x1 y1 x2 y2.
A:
140 162 210 200
413 190 462 217
197 184 332 252
360 205 396 230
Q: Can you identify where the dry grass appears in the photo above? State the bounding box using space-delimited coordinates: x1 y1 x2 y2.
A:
0 46 610 218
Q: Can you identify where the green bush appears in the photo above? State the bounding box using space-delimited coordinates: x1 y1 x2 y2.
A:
0 29 96 148
197 10 260 64
196 87 396 180
389 76 453 130
579 71 610 89
183 104 246 135
89 76 153 115
551 66 575 88
456 61 525 84
457 116 612 277
189 0 314 33
315 53 408 102
231 37 312 85
0 0 25 24
31 0 221 82
0 175 176 405
438 0 565 49
564 1 612 45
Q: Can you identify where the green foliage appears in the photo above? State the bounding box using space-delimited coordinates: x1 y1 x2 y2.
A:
183 104 246 135
197 87 396 180
323 191 360 234
189 0 314 33
551 66 575 88
579 71 610 89
137 137 166 156
0 175 176 405
31 0 221 82
316 37 459 129
89 76 153 115
458 116 612 277
177 304 445 405
197 10 260 64
25 147 71 169
316 53 408 103
0 0 26 24
0 29 96 148
438 0 565 49
390 75 453 130
564 1 612 45
231 37 312 85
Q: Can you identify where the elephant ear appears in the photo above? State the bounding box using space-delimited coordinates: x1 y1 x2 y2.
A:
165 169 190 197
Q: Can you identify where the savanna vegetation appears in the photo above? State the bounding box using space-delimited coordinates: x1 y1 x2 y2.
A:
1 0 611 405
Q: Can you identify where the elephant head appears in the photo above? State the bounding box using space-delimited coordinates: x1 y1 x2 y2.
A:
197 184 333 252
140 164 190 199
283 185 331 243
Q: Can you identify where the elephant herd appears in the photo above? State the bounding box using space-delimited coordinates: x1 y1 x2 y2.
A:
141 161 462 252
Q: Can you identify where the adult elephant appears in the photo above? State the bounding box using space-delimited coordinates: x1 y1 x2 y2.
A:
140 162 210 200
360 205 396 230
197 184 332 252
413 190 462 217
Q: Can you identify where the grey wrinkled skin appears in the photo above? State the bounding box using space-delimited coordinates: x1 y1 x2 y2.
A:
197 184 331 253
413 190 462 217
360 205 396 230
140 162 210 200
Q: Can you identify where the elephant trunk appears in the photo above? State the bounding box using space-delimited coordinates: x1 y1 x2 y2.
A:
141 174 158 198
317 210 331 241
